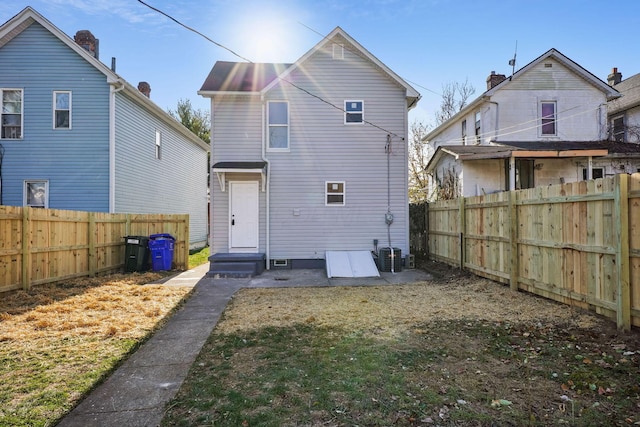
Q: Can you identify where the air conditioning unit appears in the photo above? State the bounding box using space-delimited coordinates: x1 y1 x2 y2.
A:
378 247 402 272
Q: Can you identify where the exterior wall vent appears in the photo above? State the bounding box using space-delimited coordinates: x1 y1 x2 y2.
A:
332 43 344 60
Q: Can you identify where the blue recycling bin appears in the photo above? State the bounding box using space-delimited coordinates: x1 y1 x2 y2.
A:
148 233 175 271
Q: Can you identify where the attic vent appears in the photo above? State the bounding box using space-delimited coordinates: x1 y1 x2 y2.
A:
544 63 553 68
332 43 344 60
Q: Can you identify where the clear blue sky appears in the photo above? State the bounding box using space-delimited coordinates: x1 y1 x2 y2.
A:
3 0 640 126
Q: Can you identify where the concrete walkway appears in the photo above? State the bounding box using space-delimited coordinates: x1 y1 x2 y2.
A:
57 264 431 427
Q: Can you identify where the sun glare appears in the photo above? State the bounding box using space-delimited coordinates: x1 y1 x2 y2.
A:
234 10 297 63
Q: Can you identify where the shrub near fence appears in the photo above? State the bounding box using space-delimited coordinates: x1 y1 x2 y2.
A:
0 206 189 293
427 173 639 331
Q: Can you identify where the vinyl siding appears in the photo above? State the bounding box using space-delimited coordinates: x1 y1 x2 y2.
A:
0 22 110 210
431 59 608 148
114 91 209 247
209 38 410 258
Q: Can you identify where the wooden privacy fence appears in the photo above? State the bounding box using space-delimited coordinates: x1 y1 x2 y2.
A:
427 173 639 331
0 206 189 293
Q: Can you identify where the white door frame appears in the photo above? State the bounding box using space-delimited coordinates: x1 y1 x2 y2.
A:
228 181 259 253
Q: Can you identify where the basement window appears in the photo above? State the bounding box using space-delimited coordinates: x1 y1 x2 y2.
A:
24 180 48 208
326 181 345 205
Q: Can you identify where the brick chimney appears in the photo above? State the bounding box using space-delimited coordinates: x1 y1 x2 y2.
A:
486 71 507 90
607 67 622 86
74 30 99 59
138 82 151 98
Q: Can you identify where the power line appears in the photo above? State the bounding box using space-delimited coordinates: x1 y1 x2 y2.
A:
430 105 601 145
137 0 404 139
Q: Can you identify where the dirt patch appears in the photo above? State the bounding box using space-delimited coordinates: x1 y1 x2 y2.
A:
217 261 601 337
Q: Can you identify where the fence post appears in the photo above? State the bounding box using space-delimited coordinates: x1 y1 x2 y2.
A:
614 174 631 331
509 190 519 291
88 212 96 276
21 207 31 291
458 196 465 270
424 202 429 258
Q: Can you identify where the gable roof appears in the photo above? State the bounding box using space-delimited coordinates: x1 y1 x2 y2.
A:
424 48 621 141
199 62 292 93
198 27 420 109
609 72 640 115
0 6 209 152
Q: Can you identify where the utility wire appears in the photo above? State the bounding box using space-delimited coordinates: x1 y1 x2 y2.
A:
138 0 404 139
431 105 602 145
137 0 252 63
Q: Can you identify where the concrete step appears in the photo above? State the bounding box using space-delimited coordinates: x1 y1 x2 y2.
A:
208 253 266 277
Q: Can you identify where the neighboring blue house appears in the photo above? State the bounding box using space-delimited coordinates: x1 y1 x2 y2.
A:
0 7 209 248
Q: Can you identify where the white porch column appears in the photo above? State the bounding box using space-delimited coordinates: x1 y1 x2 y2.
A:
509 157 516 191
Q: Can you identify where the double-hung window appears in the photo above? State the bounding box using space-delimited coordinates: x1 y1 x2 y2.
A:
25 180 48 208
474 112 481 144
1 89 23 139
268 101 289 150
541 101 557 136
155 130 161 159
612 116 624 142
345 100 363 124
326 181 345 205
53 91 71 129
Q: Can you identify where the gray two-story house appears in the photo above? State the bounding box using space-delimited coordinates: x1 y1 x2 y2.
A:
199 27 420 274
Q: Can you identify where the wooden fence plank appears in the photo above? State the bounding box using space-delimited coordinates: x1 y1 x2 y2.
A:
427 173 638 330
0 206 191 293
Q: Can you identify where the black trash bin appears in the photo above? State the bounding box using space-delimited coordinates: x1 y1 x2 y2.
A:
124 236 150 272
148 233 176 271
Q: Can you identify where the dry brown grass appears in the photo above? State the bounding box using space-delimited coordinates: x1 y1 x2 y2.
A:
0 271 192 427
217 266 601 337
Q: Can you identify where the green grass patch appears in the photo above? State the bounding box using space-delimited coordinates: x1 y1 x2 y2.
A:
163 320 640 426
188 246 210 269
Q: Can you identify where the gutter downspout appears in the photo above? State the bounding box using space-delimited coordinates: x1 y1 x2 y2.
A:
261 98 271 269
109 80 125 213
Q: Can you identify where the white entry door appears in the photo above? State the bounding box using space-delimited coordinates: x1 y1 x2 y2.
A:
229 181 259 252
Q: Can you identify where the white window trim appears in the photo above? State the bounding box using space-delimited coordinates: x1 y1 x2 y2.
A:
344 100 364 125
53 90 72 130
155 130 161 159
267 100 289 152
325 181 345 206
540 100 558 137
1 88 24 140
611 115 625 142
24 180 49 208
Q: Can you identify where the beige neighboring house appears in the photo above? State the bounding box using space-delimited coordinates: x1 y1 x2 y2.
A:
608 68 640 143
424 48 640 199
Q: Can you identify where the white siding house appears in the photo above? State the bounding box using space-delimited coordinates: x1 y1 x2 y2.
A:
608 69 640 147
0 7 209 248
425 49 640 199
200 27 420 272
